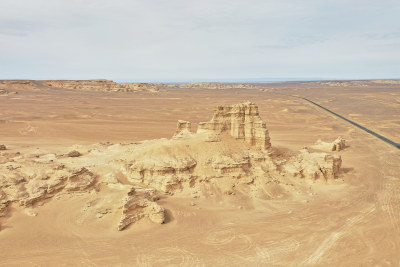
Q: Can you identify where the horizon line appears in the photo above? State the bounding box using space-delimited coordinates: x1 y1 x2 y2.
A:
1 77 400 84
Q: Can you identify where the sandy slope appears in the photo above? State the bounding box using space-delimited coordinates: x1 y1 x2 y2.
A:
0 83 399 266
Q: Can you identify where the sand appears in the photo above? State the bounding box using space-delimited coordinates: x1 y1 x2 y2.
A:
0 82 399 266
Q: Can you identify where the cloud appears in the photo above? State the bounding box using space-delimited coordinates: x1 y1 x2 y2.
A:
0 0 399 81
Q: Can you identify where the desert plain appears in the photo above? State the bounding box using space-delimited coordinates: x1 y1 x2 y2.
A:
0 80 399 266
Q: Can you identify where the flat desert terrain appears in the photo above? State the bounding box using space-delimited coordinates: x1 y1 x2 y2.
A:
0 81 399 266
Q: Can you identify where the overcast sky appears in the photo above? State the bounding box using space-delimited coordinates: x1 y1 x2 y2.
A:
0 0 399 82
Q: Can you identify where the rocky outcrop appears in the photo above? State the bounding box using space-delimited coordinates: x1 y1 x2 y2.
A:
124 140 268 195
43 80 117 91
209 153 251 176
122 103 342 199
282 149 342 180
118 187 165 231
0 150 165 231
197 101 271 149
311 137 346 151
175 120 192 135
168 82 259 90
43 80 160 92
332 137 346 151
67 150 82 157
0 80 161 92
0 158 97 213
0 101 345 232
118 83 159 92
128 155 197 193
173 120 193 139
64 168 96 191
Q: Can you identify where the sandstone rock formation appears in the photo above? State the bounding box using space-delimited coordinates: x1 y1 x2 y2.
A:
173 120 192 139
123 102 340 197
311 137 346 151
0 149 164 231
332 137 346 151
197 101 271 149
118 187 165 231
0 145 6 150
0 102 344 231
0 158 96 207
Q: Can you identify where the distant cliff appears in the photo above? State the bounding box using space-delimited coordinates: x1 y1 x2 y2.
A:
0 80 161 92
167 82 260 89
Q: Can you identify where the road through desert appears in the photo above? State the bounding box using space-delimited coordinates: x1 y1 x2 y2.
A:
1 81 400 266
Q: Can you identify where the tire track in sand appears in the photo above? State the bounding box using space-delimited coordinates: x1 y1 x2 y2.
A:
249 238 300 265
202 223 300 265
136 247 204 267
300 205 375 266
377 151 400 233
202 223 254 253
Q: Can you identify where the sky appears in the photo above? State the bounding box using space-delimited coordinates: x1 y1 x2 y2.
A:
0 0 399 82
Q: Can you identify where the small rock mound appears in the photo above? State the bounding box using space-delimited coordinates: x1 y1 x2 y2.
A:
118 187 165 231
311 137 346 151
173 120 193 139
67 150 82 157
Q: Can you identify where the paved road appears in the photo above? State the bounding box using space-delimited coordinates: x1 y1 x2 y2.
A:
277 93 400 150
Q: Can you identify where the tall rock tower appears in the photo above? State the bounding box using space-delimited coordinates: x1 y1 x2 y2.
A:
197 101 271 149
